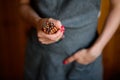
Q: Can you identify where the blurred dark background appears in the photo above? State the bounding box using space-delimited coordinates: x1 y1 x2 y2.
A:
0 0 120 80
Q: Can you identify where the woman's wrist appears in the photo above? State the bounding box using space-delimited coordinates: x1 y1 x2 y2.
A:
89 43 103 57
34 17 42 28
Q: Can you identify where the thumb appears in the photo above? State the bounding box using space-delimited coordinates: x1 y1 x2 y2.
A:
63 54 77 64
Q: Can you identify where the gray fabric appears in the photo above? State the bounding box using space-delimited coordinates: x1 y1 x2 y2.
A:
30 0 101 28
25 0 103 80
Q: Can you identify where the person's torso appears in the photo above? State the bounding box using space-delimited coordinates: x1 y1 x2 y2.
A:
30 0 101 55
30 0 101 28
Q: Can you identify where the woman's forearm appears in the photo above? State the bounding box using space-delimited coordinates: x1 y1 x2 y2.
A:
91 1 120 55
19 2 41 27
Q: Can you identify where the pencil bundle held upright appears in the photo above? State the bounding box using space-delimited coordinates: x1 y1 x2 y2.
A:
41 21 60 34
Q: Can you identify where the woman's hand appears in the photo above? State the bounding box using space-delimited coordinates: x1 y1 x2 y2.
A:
64 48 102 65
36 18 64 45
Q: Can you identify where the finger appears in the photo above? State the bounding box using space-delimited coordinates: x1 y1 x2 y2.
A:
38 37 48 42
37 29 53 39
38 33 64 45
61 25 65 32
44 33 64 44
38 37 54 44
55 31 64 41
63 55 77 64
42 40 55 45
37 30 59 42
38 37 47 43
38 33 57 44
54 20 62 28
37 30 48 38
41 40 53 45
47 30 63 40
41 38 58 45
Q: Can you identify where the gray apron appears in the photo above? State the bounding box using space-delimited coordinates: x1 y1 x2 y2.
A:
25 0 103 80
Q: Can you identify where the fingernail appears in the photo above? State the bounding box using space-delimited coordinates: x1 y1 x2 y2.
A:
63 60 67 64
62 26 65 31
60 28 64 32
61 25 65 29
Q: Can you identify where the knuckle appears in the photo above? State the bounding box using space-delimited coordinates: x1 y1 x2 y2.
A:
56 20 61 25
74 53 79 59
84 60 89 64
53 38 57 42
48 36 53 40
41 41 47 44
67 59 71 63
60 33 64 37
84 62 89 65
38 38 42 42
69 57 74 62
55 38 59 42
49 38 55 41
49 36 56 41
37 31 42 37
56 20 60 23
49 18 53 21
37 34 41 38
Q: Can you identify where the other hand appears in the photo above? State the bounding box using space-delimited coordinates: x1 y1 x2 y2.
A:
64 48 101 65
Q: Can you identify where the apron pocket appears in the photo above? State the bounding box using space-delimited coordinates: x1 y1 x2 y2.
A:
67 61 95 80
